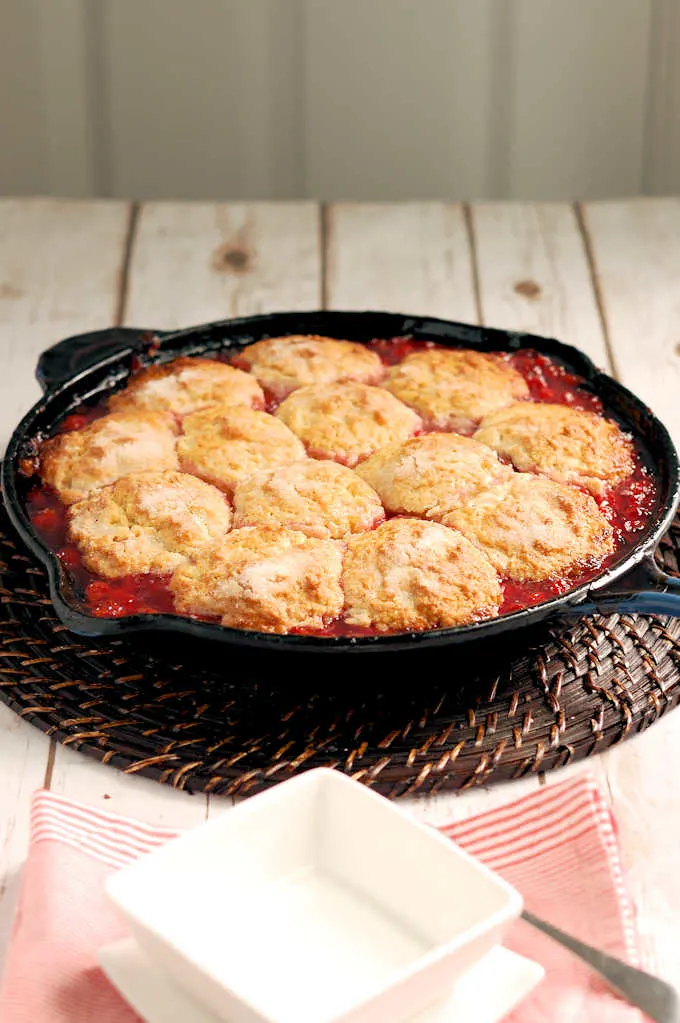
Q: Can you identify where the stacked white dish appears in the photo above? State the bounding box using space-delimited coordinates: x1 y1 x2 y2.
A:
100 769 543 1023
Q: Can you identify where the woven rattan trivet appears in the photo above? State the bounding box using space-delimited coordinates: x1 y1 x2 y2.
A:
2 496 680 798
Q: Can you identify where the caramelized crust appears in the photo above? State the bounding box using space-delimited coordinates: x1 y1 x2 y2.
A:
473 402 635 494
233 459 384 539
383 349 529 432
343 517 502 632
444 474 614 581
275 381 421 467
355 433 512 519
68 470 231 578
109 357 264 417
40 411 179 504
235 335 384 398
178 405 306 494
170 526 344 632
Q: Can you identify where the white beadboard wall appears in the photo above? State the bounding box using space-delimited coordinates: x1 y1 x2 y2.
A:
0 0 678 201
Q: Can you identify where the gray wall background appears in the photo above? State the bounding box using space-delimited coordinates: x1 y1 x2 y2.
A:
1 0 679 201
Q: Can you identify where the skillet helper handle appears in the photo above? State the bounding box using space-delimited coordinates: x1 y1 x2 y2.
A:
574 555 680 618
36 327 165 393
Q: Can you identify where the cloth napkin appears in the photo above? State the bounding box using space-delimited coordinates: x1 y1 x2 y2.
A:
0 774 647 1023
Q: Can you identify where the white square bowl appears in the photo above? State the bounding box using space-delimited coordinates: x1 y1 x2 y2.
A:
105 768 522 1023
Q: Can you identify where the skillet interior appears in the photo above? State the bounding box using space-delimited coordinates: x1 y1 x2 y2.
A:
2 311 678 653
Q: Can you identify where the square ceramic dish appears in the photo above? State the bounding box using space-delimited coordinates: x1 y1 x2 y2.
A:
106 768 522 1023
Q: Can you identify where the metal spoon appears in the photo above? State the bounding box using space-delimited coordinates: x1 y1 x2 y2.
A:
522 910 680 1023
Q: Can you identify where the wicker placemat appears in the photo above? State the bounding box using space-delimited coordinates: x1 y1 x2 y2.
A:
2 496 680 798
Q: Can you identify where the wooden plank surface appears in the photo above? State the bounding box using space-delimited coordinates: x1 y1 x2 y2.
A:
471 199 680 980
325 200 544 824
48 747 209 828
469 199 612 794
581 197 680 982
50 201 323 823
125 201 321 329
470 202 610 367
325 203 478 322
0 198 131 451
581 198 680 437
2 197 680 987
0 198 131 973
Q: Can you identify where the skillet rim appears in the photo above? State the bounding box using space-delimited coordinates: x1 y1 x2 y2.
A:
2 309 679 653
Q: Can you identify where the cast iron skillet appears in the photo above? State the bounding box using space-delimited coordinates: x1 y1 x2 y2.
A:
3 310 680 653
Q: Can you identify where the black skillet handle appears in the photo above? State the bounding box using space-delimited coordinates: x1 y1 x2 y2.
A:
36 327 166 393
567 555 680 618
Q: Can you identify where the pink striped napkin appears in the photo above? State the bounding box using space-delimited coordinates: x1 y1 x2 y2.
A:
0 775 647 1023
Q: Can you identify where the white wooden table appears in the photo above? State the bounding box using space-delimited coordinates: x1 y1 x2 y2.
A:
2 197 680 987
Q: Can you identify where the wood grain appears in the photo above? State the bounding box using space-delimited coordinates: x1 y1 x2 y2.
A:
325 203 478 322
125 202 321 329
49 746 208 828
469 199 615 803
0 199 131 963
111 200 322 817
581 196 680 982
470 202 611 368
3 199 323 841
469 207 680 969
1 197 680 984
0 195 209 888
0 198 131 452
324 199 543 822
581 198 680 441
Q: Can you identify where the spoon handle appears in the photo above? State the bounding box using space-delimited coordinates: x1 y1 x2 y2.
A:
521 910 679 1023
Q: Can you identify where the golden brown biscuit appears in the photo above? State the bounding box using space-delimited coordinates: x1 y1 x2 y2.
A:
355 433 512 519
443 474 614 581
473 402 635 494
177 405 306 494
170 526 344 632
235 335 384 399
342 518 502 632
109 357 264 417
275 382 421 467
383 348 529 432
68 470 231 578
40 411 179 505
233 459 385 539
